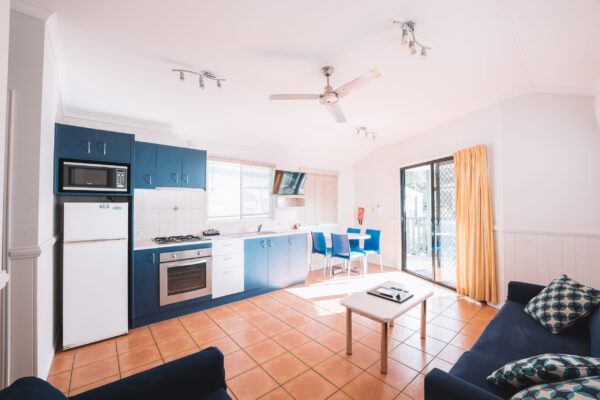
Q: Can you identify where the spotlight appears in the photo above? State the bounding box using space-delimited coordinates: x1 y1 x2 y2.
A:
198 75 205 89
409 41 417 55
401 27 410 45
420 47 427 58
216 80 222 88
179 71 185 81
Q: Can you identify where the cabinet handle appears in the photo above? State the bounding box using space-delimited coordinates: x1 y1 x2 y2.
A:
171 173 179 183
144 174 152 185
267 240 273 248
288 237 293 245
260 240 266 248
97 141 107 155
183 174 189 184
148 253 156 264
82 140 91 154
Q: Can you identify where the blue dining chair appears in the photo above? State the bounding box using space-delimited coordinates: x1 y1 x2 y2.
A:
311 232 332 278
362 229 383 272
347 227 361 251
331 233 366 279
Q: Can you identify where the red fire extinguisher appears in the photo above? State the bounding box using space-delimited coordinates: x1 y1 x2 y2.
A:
357 207 364 225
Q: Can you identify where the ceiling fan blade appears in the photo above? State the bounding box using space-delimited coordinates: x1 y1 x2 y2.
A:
269 94 320 100
334 69 382 98
326 103 347 123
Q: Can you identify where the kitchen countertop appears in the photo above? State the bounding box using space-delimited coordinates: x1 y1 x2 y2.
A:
133 230 309 251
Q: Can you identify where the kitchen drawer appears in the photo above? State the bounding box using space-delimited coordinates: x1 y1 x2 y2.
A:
212 266 244 298
213 253 244 270
212 239 244 256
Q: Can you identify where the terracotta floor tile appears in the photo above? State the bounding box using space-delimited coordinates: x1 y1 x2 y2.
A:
190 325 226 344
149 318 182 332
328 390 352 400
387 325 415 342
469 314 492 328
367 358 419 391
227 367 279 400
70 357 120 389
206 305 239 323
461 323 485 338
359 332 400 353
201 336 240 355
318 330 348 353
49 350 74 375
179 312 215 332
150 323 188 343
121 360 163 378
47 370 70 394
256 319 291 336
225 350 257 379
262 352 309 384
443 307 477 322
337 342 380 370
68 374 119 396
437 345 465 364
116 330 155 354
402 374 425 400
156 334 197 358
272 329 311 350
259 387 293 400
291 340 334 367
230 300 261 315
73 340 117 368
422 357 454 374
337 322 373 340
450 332 478 350
341 372 399 400
316 314 346 331
283 370 337 400
420 324 457 343
430 315 467 332
279 310 313 327
246 339 287 364
296 320 332 338
313 354 362 388
218 317 254 334
403 333 447 356
230 327 269 348
394 315 422 331
118 345 161 372
388 344 433 372
162 347 199 363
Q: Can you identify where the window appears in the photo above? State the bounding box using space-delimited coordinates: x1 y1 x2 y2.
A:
207 158 274 220
302 171 338 225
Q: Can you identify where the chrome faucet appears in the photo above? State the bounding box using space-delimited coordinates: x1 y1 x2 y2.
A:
257 224 262 233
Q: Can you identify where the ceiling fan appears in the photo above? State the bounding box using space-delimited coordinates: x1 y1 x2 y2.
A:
269 66 382 123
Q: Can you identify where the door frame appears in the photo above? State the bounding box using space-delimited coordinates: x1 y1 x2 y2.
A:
400 156 455 290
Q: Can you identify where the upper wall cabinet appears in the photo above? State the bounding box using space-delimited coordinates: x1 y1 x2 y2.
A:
55 124 134 164
157 145 207 189
133 142 157 189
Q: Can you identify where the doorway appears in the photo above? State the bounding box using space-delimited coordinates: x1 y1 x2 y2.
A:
401 157 456 288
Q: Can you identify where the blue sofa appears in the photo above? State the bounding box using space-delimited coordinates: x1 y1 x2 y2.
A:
425 281 600 400
0 347 230 400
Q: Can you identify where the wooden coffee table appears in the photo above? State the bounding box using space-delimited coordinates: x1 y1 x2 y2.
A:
340 281 433 374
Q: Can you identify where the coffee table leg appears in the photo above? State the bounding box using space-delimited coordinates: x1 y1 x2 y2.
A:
421 300 427 339
346 308 352 355
381 321 388 374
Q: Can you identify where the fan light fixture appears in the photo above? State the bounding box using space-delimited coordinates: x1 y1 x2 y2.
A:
172 69 226 89
356 126 377 141
393 20 430 58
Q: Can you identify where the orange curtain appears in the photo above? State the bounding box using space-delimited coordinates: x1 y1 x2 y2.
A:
453 145 497 304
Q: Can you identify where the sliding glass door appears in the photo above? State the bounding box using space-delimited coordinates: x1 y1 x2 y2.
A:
401 157 456 288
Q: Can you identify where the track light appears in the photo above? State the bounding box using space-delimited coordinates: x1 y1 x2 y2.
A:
420 47 427 58
216 80 222 88
393 19 430 58
179 71 185 81
355 127 377 141
198 75 205 89
409 40 417 55
401 27 410 45
172 69 227 89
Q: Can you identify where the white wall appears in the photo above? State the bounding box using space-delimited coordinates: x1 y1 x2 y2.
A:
354 92 600 303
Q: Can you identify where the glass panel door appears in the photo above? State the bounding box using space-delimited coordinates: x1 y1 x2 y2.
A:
401 158 456 288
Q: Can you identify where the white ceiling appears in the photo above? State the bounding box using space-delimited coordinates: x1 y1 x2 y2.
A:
22 0 600 161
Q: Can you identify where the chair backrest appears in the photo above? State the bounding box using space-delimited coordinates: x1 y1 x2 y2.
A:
311 232 327 255
331 233 351 259
347 227 360 250
364 229 381 252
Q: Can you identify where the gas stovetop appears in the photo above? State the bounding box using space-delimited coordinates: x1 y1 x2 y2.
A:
152 235 205 245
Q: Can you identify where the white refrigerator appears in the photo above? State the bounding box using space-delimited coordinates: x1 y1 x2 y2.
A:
63 202 129 349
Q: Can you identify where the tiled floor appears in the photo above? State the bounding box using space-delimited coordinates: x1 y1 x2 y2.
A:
47 264 498 399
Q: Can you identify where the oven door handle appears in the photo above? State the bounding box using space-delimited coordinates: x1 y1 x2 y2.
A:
162 258 208 268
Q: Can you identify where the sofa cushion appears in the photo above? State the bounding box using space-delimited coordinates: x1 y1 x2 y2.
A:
510 375 600 400
486 353 600 389
591 308 600 357
524 275 600 334
450 300 591 398
0 377 66 400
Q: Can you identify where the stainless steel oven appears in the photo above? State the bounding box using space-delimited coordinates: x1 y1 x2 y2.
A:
60 160 128 193
159 248 212 306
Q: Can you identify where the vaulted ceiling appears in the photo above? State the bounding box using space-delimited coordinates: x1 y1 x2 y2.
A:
22 0 600 161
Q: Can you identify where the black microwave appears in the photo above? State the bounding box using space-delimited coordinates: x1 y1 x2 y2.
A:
60 160 129 193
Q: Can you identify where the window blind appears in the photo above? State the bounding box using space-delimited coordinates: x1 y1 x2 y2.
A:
302 172 338 225
207 159 273 220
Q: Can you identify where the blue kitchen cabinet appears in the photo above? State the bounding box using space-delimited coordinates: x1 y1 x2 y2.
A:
244 238 269 291
156 144 183 187
267 236 290 289
181 148 207 189
288 234 308 283
133 142 157 188
94 130 135 164
55 124 133 164
132 249 160 318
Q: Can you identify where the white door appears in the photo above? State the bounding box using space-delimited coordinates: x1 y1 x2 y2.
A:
64 203 128 242
63 239 128 348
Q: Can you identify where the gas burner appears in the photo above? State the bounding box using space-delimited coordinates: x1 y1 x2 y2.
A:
152 235 204 245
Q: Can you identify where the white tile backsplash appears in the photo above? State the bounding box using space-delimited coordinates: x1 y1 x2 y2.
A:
134 188 206 240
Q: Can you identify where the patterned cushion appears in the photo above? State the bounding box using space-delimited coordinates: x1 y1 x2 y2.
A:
510 376 600 400
524 275 600 334
487 354 600 389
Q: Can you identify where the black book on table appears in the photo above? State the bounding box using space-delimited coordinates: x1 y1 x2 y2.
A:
367 285 413 303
